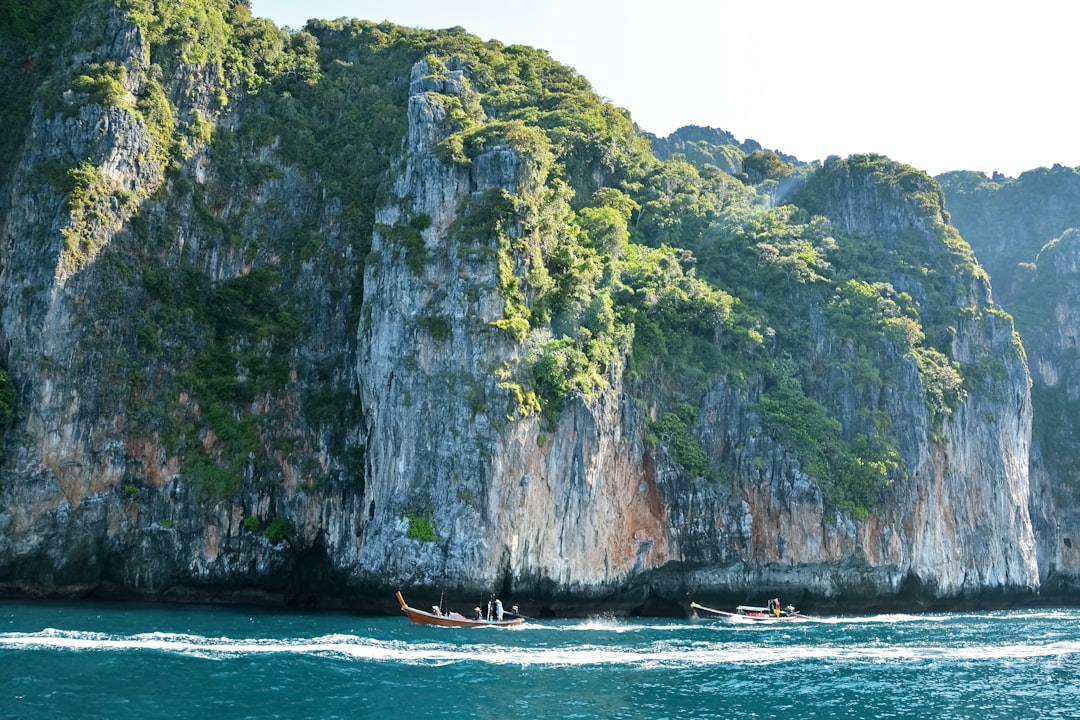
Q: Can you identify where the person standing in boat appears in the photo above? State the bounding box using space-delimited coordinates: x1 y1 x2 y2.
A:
495 599 504 621
768 598 781 617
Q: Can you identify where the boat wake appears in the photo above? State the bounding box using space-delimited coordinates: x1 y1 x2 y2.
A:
4 628 1080 667
808 613 951 624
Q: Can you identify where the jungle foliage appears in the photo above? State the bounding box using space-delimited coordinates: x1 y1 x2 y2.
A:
938 167 1080 500
0 371 14 456
6 0 997 518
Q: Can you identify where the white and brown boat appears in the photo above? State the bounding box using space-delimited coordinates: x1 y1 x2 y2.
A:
396 591 526 627
690 599 807 622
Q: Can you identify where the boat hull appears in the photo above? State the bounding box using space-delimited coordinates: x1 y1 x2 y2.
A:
714 610 802 622
690 601 805 622
396 591 525 627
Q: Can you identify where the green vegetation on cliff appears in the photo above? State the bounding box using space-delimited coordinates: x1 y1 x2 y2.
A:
0 370 13 429
0 0 85 191
939 168 1080 498
1 0 1000 521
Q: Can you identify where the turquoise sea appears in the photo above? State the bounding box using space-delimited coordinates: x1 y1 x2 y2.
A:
2 599 1079 719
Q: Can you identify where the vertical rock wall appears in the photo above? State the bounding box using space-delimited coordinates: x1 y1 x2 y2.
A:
940 169 1080 597
0 7 1052 611
355 61 668 603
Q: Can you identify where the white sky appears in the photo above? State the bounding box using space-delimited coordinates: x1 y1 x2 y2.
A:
249 0 1078 178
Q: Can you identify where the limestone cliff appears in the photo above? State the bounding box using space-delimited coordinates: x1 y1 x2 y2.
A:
353 58 667 607
648 125 766 176
1022 230 1080 593
939 168 1080 596
938 167 1080 309
0 0 1055 613
653 157 1037 606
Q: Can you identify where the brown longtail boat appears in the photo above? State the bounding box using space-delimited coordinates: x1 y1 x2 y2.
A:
690 598 808 622
395 591 526 627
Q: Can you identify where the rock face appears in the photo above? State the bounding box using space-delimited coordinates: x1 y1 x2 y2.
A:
0 2 1057 613
1024 230 1080 594
0 4 168 593
355 60 667 606
938 167 1080 309
651 158 1039 608
939 168 1080 598
647 125 800 176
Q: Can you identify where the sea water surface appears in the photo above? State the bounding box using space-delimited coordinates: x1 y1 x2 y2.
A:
2 600 1079 719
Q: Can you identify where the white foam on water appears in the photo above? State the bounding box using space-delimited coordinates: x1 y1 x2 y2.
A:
559 619 687 633
806 613 952 624
4 628 1080 667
